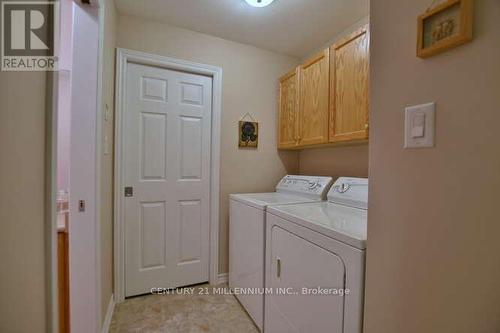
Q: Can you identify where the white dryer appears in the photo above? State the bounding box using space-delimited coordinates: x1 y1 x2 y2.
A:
229 175 334 330
264 177 368 333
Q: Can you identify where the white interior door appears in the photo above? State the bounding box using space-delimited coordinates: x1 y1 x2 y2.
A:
124 62 212 297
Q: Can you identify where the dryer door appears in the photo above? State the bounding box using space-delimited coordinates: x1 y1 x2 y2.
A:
266 225 345 333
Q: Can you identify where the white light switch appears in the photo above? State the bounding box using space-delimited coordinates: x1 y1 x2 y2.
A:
104 104 110 122
411 113 425 138
104 135 109 155
404 102 435 148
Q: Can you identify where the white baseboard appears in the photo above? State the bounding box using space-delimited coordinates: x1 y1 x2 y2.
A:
218 272 228 284
101 294 115 333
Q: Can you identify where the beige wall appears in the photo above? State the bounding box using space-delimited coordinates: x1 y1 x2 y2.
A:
299 145 369 179
100 0 116 323
302 15 370 61
116 15 299 274
0 73 47 331
298 18 370 179
364 0 500 332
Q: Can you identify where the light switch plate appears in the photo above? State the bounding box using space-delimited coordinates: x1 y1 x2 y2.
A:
404 102 435 148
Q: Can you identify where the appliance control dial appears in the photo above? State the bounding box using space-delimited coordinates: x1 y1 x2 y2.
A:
308 181 318 189
338 183 351 193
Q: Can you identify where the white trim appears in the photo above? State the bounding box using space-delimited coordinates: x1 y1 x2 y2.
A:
95 2 106 327
47 3 103 332
114 48 222 302
68 5 100 332
217 273 229 285
91 0 104 8
101 294 115 333
46 71 59 333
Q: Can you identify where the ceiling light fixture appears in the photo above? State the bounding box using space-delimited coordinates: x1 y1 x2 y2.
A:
244 0 275 8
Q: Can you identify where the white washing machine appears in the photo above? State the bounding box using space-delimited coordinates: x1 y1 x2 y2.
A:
264 177 368 333
229 175 334 330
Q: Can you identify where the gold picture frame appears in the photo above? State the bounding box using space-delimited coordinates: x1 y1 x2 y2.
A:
417 0 474 58
238 121 259 148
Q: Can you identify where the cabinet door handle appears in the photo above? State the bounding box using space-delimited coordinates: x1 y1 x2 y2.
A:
277 258 282 278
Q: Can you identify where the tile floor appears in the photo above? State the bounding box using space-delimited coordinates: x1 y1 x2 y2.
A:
110 284 259 333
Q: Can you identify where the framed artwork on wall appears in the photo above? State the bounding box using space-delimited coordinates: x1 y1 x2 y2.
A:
238 121 259 148
417 0 474 58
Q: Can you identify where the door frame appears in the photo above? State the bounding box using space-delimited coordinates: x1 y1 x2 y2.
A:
47 1 104 332
114 48 222 302
68 3 103 332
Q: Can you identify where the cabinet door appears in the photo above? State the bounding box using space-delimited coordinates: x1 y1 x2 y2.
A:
330 25 370 143
298 49 329 147
278 69 299 149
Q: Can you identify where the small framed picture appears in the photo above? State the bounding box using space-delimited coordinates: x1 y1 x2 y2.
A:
238 121 259 148
417 0 473 58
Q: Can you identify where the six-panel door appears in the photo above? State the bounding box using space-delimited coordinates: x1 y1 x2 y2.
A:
124 63 212 297
329 25 370 143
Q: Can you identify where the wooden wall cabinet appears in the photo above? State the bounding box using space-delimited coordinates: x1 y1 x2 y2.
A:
277 50 330 149
278 69 299 149
297 49 330 146
277 25 369 150
329 25 370 143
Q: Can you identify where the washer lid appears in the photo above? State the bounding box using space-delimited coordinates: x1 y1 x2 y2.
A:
328 177 368 210
230 192 321 210
267 202 367 249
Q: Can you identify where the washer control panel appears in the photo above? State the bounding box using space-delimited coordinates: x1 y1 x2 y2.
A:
276 175 333 199
328 177 368 209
